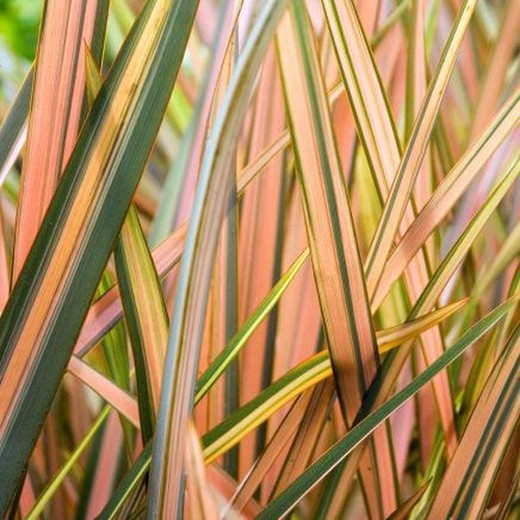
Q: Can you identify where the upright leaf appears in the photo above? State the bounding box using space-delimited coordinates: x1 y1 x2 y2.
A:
258 296 519 517
0 0 198 510
321 0 401 196
365 0 477 294
0 67 32 187
374 89 520 308
276 3 397 515
13 0 109 279
322 0 456 456
147 1 289 516
184 423 219 520
366 154 519 437
116 205 170 442
428 327 520 518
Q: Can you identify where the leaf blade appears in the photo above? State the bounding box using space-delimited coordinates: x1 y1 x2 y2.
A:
257 295 519 518
147 1 290 516
0 0 199 509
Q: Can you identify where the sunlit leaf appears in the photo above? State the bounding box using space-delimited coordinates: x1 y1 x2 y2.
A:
0 0 198 510
147 1 290 516
258 295 519 517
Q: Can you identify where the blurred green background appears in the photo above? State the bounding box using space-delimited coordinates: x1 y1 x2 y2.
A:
0 0 42 60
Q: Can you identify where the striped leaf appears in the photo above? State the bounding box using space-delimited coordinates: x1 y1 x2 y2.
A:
115 205 169 441
257 295 519 517
374 89 520 309
0 67 32 186
276 3 397 514
365 0 477 294
0 0 198 510
321 0 456 456
195 248 308 402
428 326 520 518
147 1 290 516
94 294 468 515
366 153 519 430
13 0 109 280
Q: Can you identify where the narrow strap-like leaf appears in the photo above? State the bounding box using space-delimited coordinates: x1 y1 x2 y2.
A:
321 0 401 195
96 296 468 516
116 205 169 441
0 67 32 187
25 406 111 520
147 2 289 516
257 295 519 518
0 0 198 510
321 0 457 457
365 153 519 429
276 3 398 514
68 356 139 427
365 0 477 295
427 326 520 518
13 0 109 280
195 249 308 402
374 89 520 309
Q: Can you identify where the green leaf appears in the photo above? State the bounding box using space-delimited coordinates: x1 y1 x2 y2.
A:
258 295 519 518
147 1 290 516
365 0 478 294
367 153 519 426
95 295 468 516
25 406 111 520
195 248 309 402
428 326 520 518
98 442 153 520
374 88 520 309
12 0 110 280
0 66 32 185
276 3 398 513
0 0 199 511
116 205 169 443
